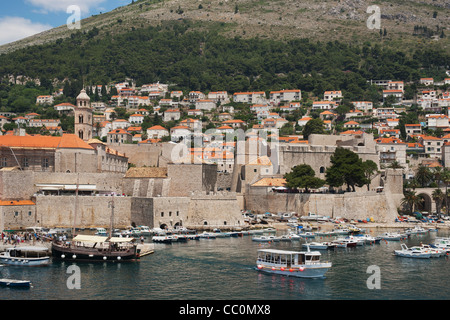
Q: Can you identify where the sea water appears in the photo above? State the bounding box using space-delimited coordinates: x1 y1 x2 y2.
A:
0 229 449 300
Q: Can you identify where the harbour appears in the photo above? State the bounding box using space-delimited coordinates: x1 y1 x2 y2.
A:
0 223 450 300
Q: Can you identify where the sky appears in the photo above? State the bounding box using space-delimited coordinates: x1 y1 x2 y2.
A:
0 0 131 46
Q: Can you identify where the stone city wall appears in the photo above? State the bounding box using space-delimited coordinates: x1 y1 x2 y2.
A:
35 195 131 229
244 191 402 223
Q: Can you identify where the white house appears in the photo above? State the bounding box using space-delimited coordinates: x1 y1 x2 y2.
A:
297 117 312 127
112 119 130 130
420 78 434 86
36 95 54 105
164 109 181 122
382 90 403 103
351 101 373 113
170 126 192 142
312 101 337 110
147 125 169 139
195 99 216 111
207 91 229 104
233 91 266 104
269 89 301 104
128 113 145 124
323 91 342 101
427 114 449 130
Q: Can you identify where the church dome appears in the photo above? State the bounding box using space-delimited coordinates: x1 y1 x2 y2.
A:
76 89 90 101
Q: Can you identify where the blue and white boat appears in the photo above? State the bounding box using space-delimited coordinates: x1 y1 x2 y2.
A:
256 247 332 278
0 279 31 288
0 247 50 266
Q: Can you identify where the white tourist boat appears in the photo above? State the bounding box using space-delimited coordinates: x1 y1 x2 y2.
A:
345 236 365 246
256 248 332 278
394 244 431 258
0 246 50 266
332 238 357 248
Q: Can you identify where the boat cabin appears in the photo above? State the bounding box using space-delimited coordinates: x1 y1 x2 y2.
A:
257 249 321 267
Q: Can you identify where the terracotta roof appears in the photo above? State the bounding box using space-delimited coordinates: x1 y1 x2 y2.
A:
251 178 286 187
0 200 35 206
147 125 168 131
57 134 94 150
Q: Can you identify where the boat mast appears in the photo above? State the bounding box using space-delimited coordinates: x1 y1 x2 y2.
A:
72 173 79 236
108 192 115 238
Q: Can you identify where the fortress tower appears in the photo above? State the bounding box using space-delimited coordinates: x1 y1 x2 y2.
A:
75 89 93 141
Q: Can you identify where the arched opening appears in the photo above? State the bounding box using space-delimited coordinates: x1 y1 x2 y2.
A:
319 166 325 174
78 130 84 140
160 223 168 230
79 115 84 124
417 193 432 213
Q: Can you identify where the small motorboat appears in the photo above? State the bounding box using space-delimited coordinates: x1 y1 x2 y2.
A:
302 242 329 250
252 235 280 242
379 232 407 241
0 279 31 288
0 246 50 266
394 244 431 258
299 232 315 239
199 232 217 239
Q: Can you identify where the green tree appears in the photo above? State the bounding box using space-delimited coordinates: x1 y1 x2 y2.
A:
302 118 324 140
362 159 378 191
325 147 366 192
284 164 325 193
401 190 420 214
415 165 433 187
432 188 444 215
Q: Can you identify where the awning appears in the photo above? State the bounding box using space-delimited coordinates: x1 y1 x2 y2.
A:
72 235 108 243
108 237 135 243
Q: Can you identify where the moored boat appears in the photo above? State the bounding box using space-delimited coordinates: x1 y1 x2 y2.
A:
52 235 139 262
302 242 330 250
256 248 332 278
394 243 431 258
0 279 31 288
252 235 280 242
0 246 50 266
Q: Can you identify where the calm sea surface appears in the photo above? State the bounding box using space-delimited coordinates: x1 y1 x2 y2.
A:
1 228 450 301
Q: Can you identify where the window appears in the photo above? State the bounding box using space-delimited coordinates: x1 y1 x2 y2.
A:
42 158 49 168
22 157 29 168
161 212 164 217
0 157 6 167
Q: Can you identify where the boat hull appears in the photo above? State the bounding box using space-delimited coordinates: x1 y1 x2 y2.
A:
0 279 31 288
256 263 331 278
51 243 139 262
0 256 50 266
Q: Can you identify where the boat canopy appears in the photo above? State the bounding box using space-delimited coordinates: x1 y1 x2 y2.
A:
73 235 108 243
72 235 134 243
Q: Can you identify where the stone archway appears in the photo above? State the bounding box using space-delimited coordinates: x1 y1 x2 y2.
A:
417 193 432 213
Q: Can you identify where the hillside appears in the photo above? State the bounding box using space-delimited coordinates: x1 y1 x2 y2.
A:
0 0 449 54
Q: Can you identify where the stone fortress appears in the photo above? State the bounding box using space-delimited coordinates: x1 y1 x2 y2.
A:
0 91 404 231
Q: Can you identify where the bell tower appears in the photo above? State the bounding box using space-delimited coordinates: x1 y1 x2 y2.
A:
74 89 93 141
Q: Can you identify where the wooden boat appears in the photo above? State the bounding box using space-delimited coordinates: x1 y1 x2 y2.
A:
0 246 50 266
0 279 31 288
52 235 139 262
256 248 332 278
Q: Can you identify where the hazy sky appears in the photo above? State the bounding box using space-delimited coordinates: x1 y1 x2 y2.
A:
0 0 131 45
